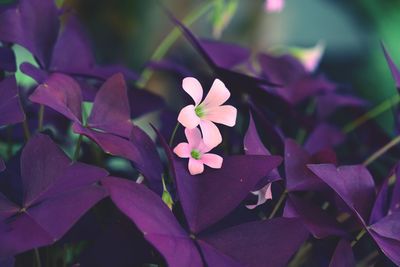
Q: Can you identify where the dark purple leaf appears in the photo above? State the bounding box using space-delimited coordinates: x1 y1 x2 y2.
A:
369 211 400 265
88 73 132 138
0 75 25 126
244 112 281 186
49 16 138 81
29 73 83 122
0 46 16 72
284 139 326 192
316 93 367 119
328 240 355 267
258 53 305 85
0 0 59 67
102 177 203 267
284 194 346 238
308 164 375 224
382 43 400 90
174 155 282 233
304 123 345 154
20 62 48 83
199 39 250 69
128 88 165 119
0 134 107 257
199 218 309 267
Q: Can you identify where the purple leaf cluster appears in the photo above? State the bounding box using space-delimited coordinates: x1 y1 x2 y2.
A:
1 0 400 266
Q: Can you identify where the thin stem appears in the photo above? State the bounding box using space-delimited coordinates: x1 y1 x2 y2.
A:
34 248 42 267
363 134 400 166
72 135 83 161
351 228 367 247
38 105 44 131
22 119 31 141
169 122 180 147
342 94 400 133
136 1 215 87
268 190 287 219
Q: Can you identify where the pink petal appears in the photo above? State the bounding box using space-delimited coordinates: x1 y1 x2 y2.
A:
205 105 237 127
202 79 230 108
246 183 273 210
173 142 191 158
265 0 285 13
178 105 201 129
184 127 202 148
199 120 222 148
188 158 204 175
182 77 203 106
201 153 223 169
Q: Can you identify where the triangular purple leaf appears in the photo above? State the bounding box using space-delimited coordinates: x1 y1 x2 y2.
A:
29 73 83 122
174 155 282 233
308 164 375 224
328 240 355 267
102 177 203 267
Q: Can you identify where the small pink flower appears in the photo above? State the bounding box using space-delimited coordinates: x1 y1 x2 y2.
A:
173 127 223 175
178 77 237 148
265 0 285 13
246 183 273 210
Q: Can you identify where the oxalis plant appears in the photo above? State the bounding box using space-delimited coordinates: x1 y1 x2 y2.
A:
0 0 400 266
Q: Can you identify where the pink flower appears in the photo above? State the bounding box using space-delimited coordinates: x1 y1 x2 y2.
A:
246 183 273 210
173 127 223 175
178 77 237 148
265 0 285 13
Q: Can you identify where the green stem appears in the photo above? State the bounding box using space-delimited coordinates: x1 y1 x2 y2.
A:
363 134 400 166
342 94 400 133
34 248 42 267
268 190 287 219
22 119 31 141
169 122 180 147
72 135 83 161
136 1 215 87
351 228 367 247
38 105 44 131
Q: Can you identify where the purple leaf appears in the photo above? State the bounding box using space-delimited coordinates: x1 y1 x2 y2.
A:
73 123 163 194
316 93 367 119
369 211 400 265
49 16 138 81
199 218 309 267
0 134 107 257
382 43 400 90
128 88 165 119
0 75 25 126
328 240 355 267
304 123 345 154
88 73 132 138
20 62 48 84
0 47 16 72
244 113 281 185
308 164 375 224
102 177 203 267
284 139 327 192
0 0 60 67
174 155 282 233
284 194 346 238
258 53 305 85
29 73 83 122
199 39 250 69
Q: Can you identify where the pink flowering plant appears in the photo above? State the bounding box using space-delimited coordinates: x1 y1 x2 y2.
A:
2 1 400 267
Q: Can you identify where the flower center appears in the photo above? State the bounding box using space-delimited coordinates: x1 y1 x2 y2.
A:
191 149 201 160
194 105 205 118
